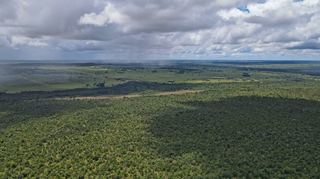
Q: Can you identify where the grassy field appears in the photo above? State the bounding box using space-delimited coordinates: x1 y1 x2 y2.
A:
0 60 320 178
1 60 319 93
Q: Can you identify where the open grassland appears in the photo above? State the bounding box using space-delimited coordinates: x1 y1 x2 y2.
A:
2 60 320 93
0 60 320 178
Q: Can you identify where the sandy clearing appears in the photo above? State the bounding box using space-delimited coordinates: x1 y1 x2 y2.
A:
59 90 203 100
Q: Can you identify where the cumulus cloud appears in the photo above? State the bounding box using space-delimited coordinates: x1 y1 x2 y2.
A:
0 0 319 60
10 36 48 47
78 3 127 26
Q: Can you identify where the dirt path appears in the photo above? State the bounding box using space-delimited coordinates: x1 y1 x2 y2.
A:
60 90 203 100
21 77 50 86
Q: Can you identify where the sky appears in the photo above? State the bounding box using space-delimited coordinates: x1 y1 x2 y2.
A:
0 0 319 61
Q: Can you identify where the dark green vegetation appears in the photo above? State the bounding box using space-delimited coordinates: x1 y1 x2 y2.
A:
0 60 320 178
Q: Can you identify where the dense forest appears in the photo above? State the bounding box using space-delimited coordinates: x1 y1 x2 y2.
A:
0 61 319 178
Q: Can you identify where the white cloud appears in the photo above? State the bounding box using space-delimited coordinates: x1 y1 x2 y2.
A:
10 36 29 46
10 36 48 47
78 3 127 26
28 41 48 47
0 0 319 60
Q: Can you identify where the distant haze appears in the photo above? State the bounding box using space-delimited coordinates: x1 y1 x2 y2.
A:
0 0 319 60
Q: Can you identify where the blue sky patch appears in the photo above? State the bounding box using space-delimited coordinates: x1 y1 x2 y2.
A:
237 6 250 13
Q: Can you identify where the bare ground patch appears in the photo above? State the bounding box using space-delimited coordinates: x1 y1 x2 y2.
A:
59 90 203 100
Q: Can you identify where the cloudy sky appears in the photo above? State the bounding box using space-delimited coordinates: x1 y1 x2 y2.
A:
0 0 319 61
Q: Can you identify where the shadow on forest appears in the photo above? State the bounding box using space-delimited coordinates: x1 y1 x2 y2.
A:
149 96 320 177
0 100 104 129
